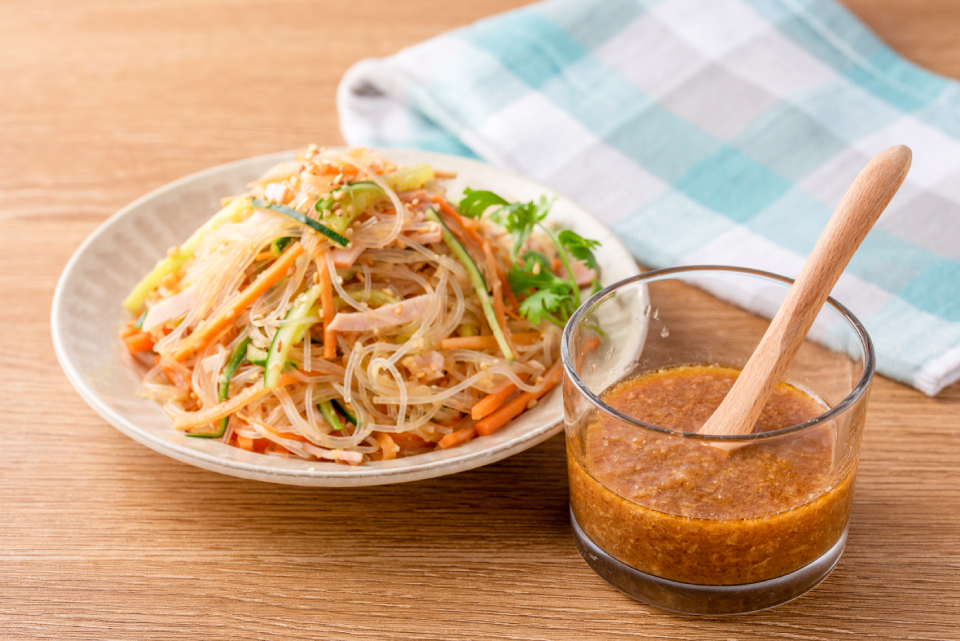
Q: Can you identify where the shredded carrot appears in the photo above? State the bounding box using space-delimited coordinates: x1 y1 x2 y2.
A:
482 239 516 358
173 373 299 430
472 373 529 421
120 324 138 338
474 361 562 437
171 241 305 362
236 434 269 453
375 432 399 460
254 250 275 262
437 426 477 450
440 332 540 350
433 197 486 248
123 331 154 354
483 239 520 315
317 251 336 359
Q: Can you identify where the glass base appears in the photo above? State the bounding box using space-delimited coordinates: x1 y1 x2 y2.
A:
571 507 847 615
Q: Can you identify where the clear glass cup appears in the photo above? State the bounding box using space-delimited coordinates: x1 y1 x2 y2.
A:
561 266 874 615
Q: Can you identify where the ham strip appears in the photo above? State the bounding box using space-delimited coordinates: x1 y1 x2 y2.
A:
331 243 365 269
559 259 597 288
328 294 431 332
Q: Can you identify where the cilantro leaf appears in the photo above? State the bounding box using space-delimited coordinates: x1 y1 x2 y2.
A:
493 196 555 260
507 251 554 293
519 288 568 326
458 188 509 219
508 251 576 327
558 230 602 294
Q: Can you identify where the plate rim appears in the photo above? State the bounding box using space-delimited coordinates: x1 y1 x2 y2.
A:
51 148 638 486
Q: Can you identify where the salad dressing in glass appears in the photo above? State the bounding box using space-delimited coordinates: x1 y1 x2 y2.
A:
569 365 853 585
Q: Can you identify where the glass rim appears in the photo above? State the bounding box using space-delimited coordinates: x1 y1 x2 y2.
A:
560 265 876 442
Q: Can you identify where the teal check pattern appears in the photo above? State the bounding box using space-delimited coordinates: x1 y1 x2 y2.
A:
338 0 960 395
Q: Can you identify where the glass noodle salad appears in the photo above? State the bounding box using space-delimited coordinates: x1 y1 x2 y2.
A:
120 146 602 464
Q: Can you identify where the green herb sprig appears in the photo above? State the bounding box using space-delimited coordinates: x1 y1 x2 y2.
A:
458 188 602 327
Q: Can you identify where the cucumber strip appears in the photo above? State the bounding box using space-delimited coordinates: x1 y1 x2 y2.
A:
316 181 381 214
251 198 349 247
425 208 513 361
315 181 383 238
270 236 294 257
330 399 358 426
318 400 345 431
187 336 251 439
133 308 148 330
245 343 269 367
264 285 322 389
123 197 251 313
384 163 434 191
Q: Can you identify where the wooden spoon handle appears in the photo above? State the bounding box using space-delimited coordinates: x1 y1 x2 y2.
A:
699 145 912 437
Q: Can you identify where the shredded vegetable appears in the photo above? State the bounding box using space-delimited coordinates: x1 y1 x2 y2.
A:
122 145 601 463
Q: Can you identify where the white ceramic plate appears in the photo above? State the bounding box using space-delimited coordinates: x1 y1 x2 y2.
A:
52 149 640 486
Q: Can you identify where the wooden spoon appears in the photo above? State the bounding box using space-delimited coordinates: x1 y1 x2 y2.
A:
698 145 912 439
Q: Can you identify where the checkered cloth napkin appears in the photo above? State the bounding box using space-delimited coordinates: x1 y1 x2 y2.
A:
338 0 960 395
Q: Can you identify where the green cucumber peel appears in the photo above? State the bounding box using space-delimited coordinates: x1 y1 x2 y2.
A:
187 336 251 439
133 308 148 330
251 198 349 247
330 399 358 426
270 236 295 257
245 344 269 367
264 285 322 389
318 400 345 431
425 208 513 361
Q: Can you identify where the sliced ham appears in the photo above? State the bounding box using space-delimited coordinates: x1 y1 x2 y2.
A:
559 259 598 289
402 351 445 381
328 294 431 332
263 182 293 204
331 243 365 269
398 189 429 212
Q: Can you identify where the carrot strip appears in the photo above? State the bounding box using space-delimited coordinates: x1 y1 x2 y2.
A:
171 241 305 362
483 239 520 320
433 197 485 248
472 373 529 421
123 331 154 354
173 373 299 430
438 426 477 450
474 362 562 437
482 239 516 358
375 432 398 460
440 332 540 350
254 250 275 262
318 251 336 359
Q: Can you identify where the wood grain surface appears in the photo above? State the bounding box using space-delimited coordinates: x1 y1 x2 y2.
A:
2 1 959 639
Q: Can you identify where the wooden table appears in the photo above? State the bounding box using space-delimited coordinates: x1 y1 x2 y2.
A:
3 1 959 638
